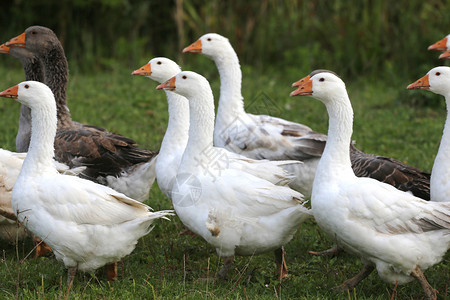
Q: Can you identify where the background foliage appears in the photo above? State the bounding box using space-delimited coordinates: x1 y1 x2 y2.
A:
1 0 449 78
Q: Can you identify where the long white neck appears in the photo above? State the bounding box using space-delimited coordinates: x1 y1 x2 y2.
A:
430 93 450 202
159 90 190 158
212 49 246 131
20 102 57 175
181 86 216 169
315 93 354 182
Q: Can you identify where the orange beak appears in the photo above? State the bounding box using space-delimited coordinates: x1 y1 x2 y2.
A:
0 85 19 99
132 63 151 76
156 76 176 91
428 37 448 51
0 43 10 54
290 75 313 96
406 74 430 90
439 50 450 60
5 32 26 47
183 39 202 53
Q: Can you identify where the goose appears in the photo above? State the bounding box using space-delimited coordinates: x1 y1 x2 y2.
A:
438 50 450 60
132 57 188 199
0 43 43 152
0 149 84 247
0 81 173 284
134 61 297 191
183 33 430 202
428 34 450 52
291 70 450 300
407 66 450 202
4 26 157 202
157 71 311 280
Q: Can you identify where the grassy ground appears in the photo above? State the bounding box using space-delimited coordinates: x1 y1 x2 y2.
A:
0 60 448 299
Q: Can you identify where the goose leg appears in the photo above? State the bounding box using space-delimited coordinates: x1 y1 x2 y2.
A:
411 266 437 300
67 266 77 286
274 247 288 281
334 264 374 292
33 236 52 258
105 262 118 282
217 256 234 280
308 244 342 257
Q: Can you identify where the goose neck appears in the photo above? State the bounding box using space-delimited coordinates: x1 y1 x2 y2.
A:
434 95 450 165
160 91 189 155
183 88 216 162
318 94 354 176
214 51 245 118
21 104 57 174
40 45 73 127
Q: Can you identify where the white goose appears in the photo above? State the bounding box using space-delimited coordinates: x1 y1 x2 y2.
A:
132 57 188 198
428 34 450 51
407 66 450 202
183 33 325 198
183 33 431 202
157 71 311 280
0 81 173 284
0 150 30 243
0 150 84 245
291 70 450 300
428 34 450 59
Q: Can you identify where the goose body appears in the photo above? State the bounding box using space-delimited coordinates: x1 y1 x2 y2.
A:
407 66 450 202
0 81 172 282
291 70 450 299
0 149 85 243
157 71 310 279
4 26 157 202
183 33 430 200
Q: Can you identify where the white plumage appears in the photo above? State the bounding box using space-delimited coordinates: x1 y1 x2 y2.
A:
291 70 449 299
157 71 311 280
183 33 325 198
0 81 173 283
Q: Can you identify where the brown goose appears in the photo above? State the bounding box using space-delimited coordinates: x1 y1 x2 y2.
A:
5 26 157 202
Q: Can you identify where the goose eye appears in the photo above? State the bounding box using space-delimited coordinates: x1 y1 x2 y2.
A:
30 31 37 35
24 84 29 89
319 78 325 82
157 61 161 65
207 38 211 41
182 75 187 79
436 72 441 76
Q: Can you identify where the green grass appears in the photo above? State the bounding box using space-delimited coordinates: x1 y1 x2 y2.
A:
0 62 448 299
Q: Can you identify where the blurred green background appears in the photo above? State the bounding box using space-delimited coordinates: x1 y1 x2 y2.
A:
1 0 449 79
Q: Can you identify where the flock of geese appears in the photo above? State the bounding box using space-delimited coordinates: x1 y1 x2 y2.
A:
0 26 449 299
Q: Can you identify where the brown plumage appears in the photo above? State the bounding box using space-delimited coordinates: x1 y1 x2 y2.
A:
350 144 430 200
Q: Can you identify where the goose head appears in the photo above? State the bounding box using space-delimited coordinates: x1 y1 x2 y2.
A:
0 43 10 54
439 50 450 60
6 26 59 56
407 66 450 96
0 41 39 62
428 34 450 51
290 70 347 104
132 57 182 83
183 33 233 59
157 71 209 99
0 81 54 110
